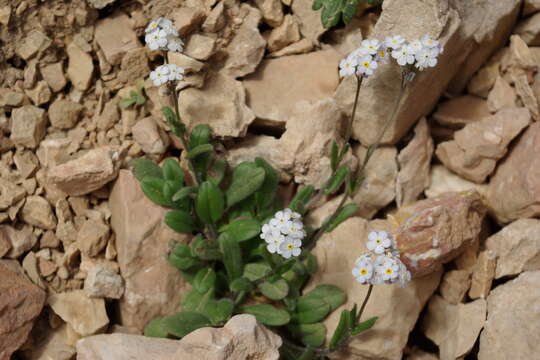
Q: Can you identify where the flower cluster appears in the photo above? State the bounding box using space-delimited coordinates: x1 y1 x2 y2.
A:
352 230 411 287
145 18 184 52
339 34 444 78
149 64 185 87
260 208 306 259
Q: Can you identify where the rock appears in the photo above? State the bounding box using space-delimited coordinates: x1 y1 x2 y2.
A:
95 12 140 66
48 290 109 337
0 178 26 210
76 333 179 360
222 4 266 78
169 52 205 73
0 230 10 257
97 98 120 131
485 219 540 279
487 122 540 223
405 349 439 360
226 135 285 178
15 30 51 60
425 165 488 199
467 52 503 98
254 0 283 27
110 170 187 331
524 0 540 16
1 225 36 259
487 76 517 112
502 35 538 74
269 38 314 58
26 80 52 106
21 323 77 360
179 72 255 138
267 14 301 53
439 269 470 305
21 196 57 230
172 7 206 36
433 95 491 128
516 13 540 47
88 0 116 9
132 116 170 155
479 271 540 359
244 50 341 125
423 296 486 360
202 1 226 33
49 99 83 129
184 33 216 61
436 107 530 184
396 118 433 207
10 105 48 148
118 48 151 84
511 68 540 121
40 62 68 93
352 145 397 218
77 219 110 257
390 191 487 277
305 217 441 359
0 261 46 359
84 264 124 299
0 88 25 107
469 250 496 299
38 257 57 277
48 146 121 196
67 42 94 91
291 0 326 44
176 314 282 359
14 150 39 179
22 251 46 289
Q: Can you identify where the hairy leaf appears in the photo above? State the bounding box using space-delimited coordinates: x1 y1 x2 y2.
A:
219 219 261 242
143 318 168 338
130 158 163 181
219 233 243 281
165 210 196 233
196 181 224 224
226 162 266 208
161 312 212 338
258 278 289 300
351 316 378 336
241 304 291 326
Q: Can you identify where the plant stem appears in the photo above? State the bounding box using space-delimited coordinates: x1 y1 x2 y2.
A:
357 284 373 323
345 74 363 142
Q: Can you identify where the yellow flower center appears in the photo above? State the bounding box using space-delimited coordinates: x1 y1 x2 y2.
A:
379 50 385 57
287 244 294 250
360 269 368 276
385 268 393 275
362 62 370 68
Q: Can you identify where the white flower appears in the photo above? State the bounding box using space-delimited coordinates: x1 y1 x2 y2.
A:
279 237 302 259
281 220 304 237
145 18 162 33
360 39 380 55
339 56 358 77
356 55 378 77
366 231 392 255
392 45 416 66
397 261 412 287
408 39 424 55
166 64 184 81
265 231 285 254
145 29 168 51
149 65 170 86
352 255 374 284
384 35 406 49
161 23 178 37
375 45 390 64
421 34 439 49
415 47 440 70
379 257 400 281
167 36 184 52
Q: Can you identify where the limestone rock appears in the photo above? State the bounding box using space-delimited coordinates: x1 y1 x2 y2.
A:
88 0 116 9
291 0 326 44
26 80 52 106
169 52 205 74
22 251 46 289
396 118 433 207
97 98 120 131
425 165 488 199
95 12 140 66
21 196 57 230
15 30 51 60
487 76 517 112
49 99 83 129
511 69 540 121
184 33 216 61
469 250 496 299
254 0 283 27
77 219 110 257
118 48 151 84
267 14 301 53
173 7 206 36
179 72 255 137
244 50 341 125
479 271 540 359
433 95 491 128
0 230 10 257
436 107 530 183
21 323 77 360
48 290 109 337
0 261 46 359
226 135 283 177
515 13 540 46
439 269 470 305
487 122 540 223
467 54 503 98
67 42 94 91
0 88 25 107
132 116 170 155
269 38 314 58
14 149 39 179
110 170 188 331
84 264 124 299
202 1 226 33
306 217 441 359
524 0 540 16
222 4 266 78
48 146 121 196
485 219 540 279
0 178 26 210
2 225 36 259
10 105 47 148
390 191 486 277
423 296 486 360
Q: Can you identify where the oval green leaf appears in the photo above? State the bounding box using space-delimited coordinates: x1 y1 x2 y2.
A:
241 304 291 326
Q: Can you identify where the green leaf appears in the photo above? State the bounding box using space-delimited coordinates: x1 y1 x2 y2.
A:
168 253 199 270
289 323 327 347
141 176 170 207
181 288 214 312
304 253 318 274
162 106 185 136
189 124 211 149
172 186 197 202
172 244 191 257
119 97 136 109
196 181 224 224
219 233 243 281
243 262 272 281
241 304 290 326
226 162 266 207
219 219 261 242
328 309 351 351
324 166 350 195
298 348 317 360
351 316 378 336
165 210 195 233
313 0 369 29
312 0 324 10
135 92 146 105
194 268 216 293
203 299 234 325
326 203 359 232
230 277 254 292
258 278 289 300
330 140 339 172
289 185 315 214
294 296 331 324
130 158 163 181
162 158 185 184
254 157 279 208
303 285 346 312
144 318 168 338
186 143 214 159
208 158 227 185
192 238 222 260
161 312 212 338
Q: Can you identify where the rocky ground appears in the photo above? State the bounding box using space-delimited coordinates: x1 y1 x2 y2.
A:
1 0 540 359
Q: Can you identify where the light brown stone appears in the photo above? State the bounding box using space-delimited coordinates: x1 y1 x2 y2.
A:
269 38 314 58
15 30 51 60
40 62 67 93
48 290 109 337
514 13 540 46
38 257 58 277
22 251 46 289
14 150 39 179
469 250 496 299
487 121 540 223
48 146 121 196
267 14 300 53
502 35 538 74
433 95 491 128
67 42 94 91
254 0 283 27
77 219 110 257
26 80 52 106
88 0 116 9
132 117 170 155
173 7 206 36
118 48 150 84
95 12 140 66
10 105 48 148
291 0 326 44
511 70 540 121
423 296 486 360
184 33 216 61
202 1 226 33
49 99 83 129
425 165 488 199
467 55 502 98
0 88 25 107
84 264 124 299
2 225 37 259
21 196 57 230
0 230 10 257
0 178 26 210
479 271 540 360
487 76 517 112
168 52 205 74
20 323 77 360
439 269 470 305
524 0 540 16
96 98 120 131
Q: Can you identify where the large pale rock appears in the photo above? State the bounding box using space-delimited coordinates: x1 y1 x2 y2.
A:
67 42 94 91
84 264 124 299
390 191 486 277
0 178 26 211
48 99 83 129
485 219 540 279
110 170 187 331
433 95 490 128
0 261 46 360
21 323 77 360
254 0 283 27
524 0 540 16
291 0 326 44
10 105 47 149
2 225 37 259
179 72 255 137
132 116 170 155
40 62 67 93
479 271 540 359
423 296 486 360
425 165 488 199
20 195 57 230
514 13 540 46
467 52 504 98
77 219 110 257
487 76 517 112
244 50 341 125
306 217 441 360
267 14 301 53
47 146 121 196
436 107 531 183
95 12 140 65
15 30 51 60
184 33 216 61
396 118 433 207
487 121 540 223
439 269 470 305
222 4 266 78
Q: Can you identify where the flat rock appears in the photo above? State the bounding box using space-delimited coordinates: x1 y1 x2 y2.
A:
172 7 206 37
267 14 301 53
184 33 216 61
20 195 57 230
487 121 540 223
67 42 94 91
254 0 283 27
244 50 341 126
2 225 37 259
469 249 496 299
40 62 67 93
487 76 517 112
88 0 116 9
439 269 470 305
10 105 47 149
0 178 26 210
110 170 188 331
514 12 540 46
479 271 540 359
48 99 83 129
84 264 124 299
132 116 170 155
433 95 491 128
15 30 51 60
95 12 140 66
0 261 46 359
77 219 110 257
425 165 488 199
291 0 326 44
47 146 121 196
